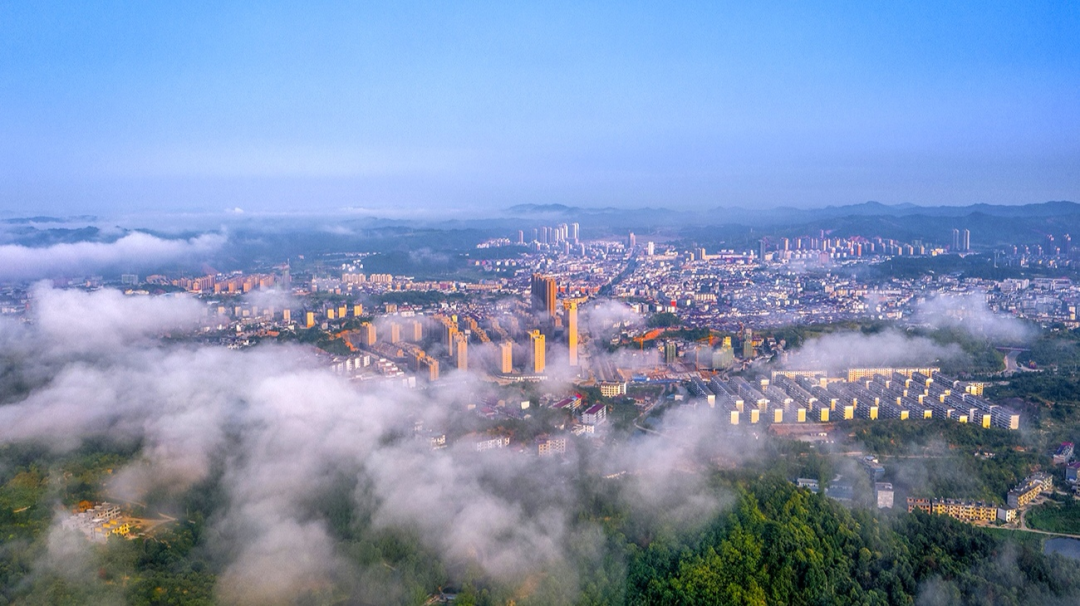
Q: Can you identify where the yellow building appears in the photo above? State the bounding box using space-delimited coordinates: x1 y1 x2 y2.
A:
846 367 940 382
1008 473 1053 509
499 341 513 374
418 355 439 381
907 497 998 523
529 328 544 371
305 311 315 328
455 334 468 371
565 301 579 366
538 436 567 457
529 330 546 373
444 322 458 349
599 382 626 397
361 322 376 346
936 499 997 523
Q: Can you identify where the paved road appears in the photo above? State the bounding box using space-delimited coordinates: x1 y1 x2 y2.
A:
633 419 663 436
1000 348 1034 375
634 395 667 435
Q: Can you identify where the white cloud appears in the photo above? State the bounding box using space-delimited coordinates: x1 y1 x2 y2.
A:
782 329 962 372
29 282 204 353
0 285 743 603
915 293 1034 343
0 231 225 281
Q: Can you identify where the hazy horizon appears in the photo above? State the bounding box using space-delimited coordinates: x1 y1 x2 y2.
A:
5 198 1080 229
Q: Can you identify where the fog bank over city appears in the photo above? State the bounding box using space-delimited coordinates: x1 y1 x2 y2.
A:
0 286 765 604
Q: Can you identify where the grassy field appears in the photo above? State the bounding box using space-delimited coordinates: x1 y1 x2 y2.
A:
984 527 1046 550
1027 498 1080 534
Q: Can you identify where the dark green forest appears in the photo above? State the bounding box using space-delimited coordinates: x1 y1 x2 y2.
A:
2 438 1079 605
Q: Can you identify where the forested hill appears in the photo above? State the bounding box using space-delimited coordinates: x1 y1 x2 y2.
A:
620 478 1080 606
3 449 1079 605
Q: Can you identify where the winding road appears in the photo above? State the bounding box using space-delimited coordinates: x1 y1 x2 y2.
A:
1000 348 1034 375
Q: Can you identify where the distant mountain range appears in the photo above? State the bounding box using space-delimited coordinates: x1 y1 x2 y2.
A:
5 201 1080 255
506 200 1080 225
499 200 1080 246
762 200 1080 220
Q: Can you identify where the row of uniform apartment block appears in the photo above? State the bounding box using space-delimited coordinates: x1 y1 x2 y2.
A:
905 472 1054 524
688 367 1020 430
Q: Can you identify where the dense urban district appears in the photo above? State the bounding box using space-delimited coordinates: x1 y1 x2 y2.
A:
4 210 1080 605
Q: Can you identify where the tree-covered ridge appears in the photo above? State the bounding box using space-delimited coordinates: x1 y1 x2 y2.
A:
627 478 1080 606
2 441 1079 605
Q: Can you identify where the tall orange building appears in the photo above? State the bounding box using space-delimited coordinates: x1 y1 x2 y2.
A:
454 334 468 371
530 274 557 316
443 319 458 349
418 355 439 381
361 322 376 346
499 341 513 374
529 330 546 374
564 301 578 366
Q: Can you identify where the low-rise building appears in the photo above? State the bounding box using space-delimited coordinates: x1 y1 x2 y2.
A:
537 435 568 457
861 455 885 481
1053 442 1075 465
907 497 998 523
471 435 511 452
874 482 894 509
1066 461 1080 484
582 403 607 426
599 382 627 397
1007 473 1053 509
826 478 854 502
60 502 127 542
551 395 583 410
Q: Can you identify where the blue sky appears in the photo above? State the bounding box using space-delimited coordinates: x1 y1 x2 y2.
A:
1 1 1077 215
